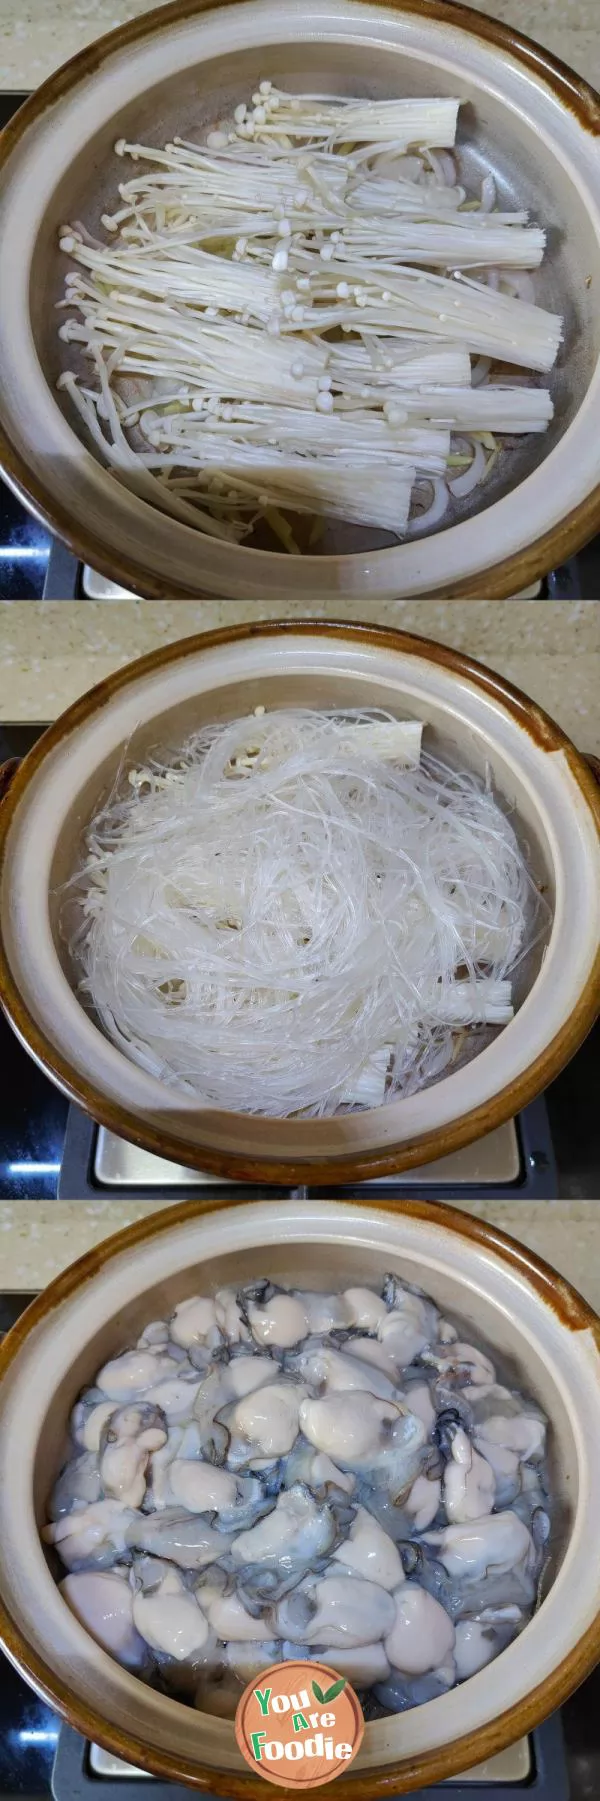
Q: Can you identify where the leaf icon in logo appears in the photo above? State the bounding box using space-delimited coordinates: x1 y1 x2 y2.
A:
322 1678 347 1703
312 1676 347 1704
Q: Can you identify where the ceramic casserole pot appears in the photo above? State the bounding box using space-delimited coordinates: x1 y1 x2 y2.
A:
0 1197 600 1793
0 0 599 597
0 619 598 1184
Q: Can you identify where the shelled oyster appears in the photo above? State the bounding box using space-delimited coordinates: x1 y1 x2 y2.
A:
43 1274 551 1719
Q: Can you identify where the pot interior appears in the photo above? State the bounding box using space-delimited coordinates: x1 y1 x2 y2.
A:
28 22 600 560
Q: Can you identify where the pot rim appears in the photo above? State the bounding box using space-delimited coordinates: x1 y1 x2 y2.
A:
0 0 600 599
0 617 599 1184
0 1194 599 1795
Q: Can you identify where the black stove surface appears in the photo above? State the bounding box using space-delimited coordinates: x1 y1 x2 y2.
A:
0 91 599 600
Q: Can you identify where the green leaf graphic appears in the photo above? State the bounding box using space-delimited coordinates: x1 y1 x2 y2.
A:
322 1678 346 1703
311 1681 325 1704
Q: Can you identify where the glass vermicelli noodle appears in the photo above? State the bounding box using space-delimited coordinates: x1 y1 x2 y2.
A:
56 85 563 551
43 1275 552 1718
63 706 549 1116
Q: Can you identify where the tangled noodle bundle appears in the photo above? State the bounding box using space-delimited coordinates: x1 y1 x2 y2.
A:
66 708 548 1115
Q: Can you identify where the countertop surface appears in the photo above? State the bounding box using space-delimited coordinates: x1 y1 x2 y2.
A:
0 0 598 91
1 1197 600 1311
1 599 599 753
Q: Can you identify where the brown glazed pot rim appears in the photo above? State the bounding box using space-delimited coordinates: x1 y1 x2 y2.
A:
0 0 600 599
0 617 599 1184
0 1194 600 1795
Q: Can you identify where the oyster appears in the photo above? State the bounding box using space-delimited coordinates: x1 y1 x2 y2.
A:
274 1573 395 1647
425 1510 536 1583
60 1569 146 1667
42 1274 551 1721
299 1391 426 1497
453 1606 522 1680
230 1482 335 1572
442 1426 496 1525
43 1500 137 1569
220 1381 306 1465
49 1452 102 1519
200 1583 274 1643
385 1584 456 1676
332 1507 404 1591
132 1567 212 1661
125 1508 234 1570
287 1340 398 1402
71 1399 118 1453
99 1404 167 1509
96 1350 182 1401
169 1297 219 1349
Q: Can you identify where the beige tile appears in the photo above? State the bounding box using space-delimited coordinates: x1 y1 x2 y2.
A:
0 0 597 93
2 1199 600 1308
1 599 598 755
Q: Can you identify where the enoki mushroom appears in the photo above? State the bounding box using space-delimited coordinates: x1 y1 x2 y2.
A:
56 84 562 550
63 708 550 1116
